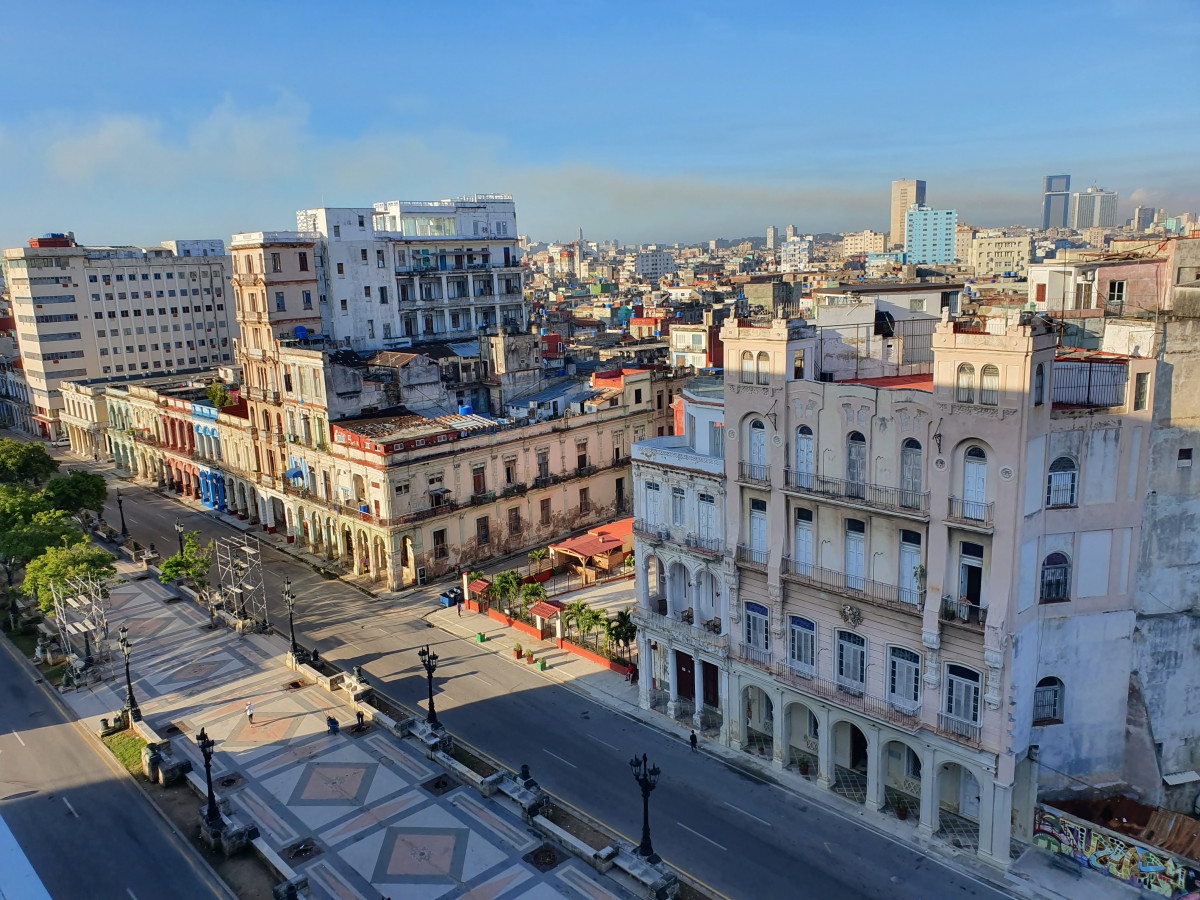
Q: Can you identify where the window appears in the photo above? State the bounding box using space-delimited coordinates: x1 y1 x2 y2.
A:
980 365 999 405
358 215 365 228
1134 371 1149 410
360 249 368 262
793 349 805 380
303 290 313 309
888 647 921 711
475 516 490 546
379 286 388 304
748 497 768 553
846 431 866 495
744 601 769 651
540 498 552 526
1033 363 1045 406
579 487 590 515
1040 552 1071 602
376 249 385 268
844 519 865 590
298 251 309 272
945 665 981 724
962 445 988 519
634 388 643 404
536 450 550 479
756 351 770 385
898 529 922 606
1033 677 1064 725
644 481 661 525
271 252 282 273
956 363 975 403
792 508 813 575
337 263 344 275
740 351 754 384
1180 448 1193 468
788 616 815 676
900 438 922 507
671 487 685 526
836 630 866 692
711 423 724 458
433 529 447 559
275 291 286 311
508 507 521 534
1046 457 1077 507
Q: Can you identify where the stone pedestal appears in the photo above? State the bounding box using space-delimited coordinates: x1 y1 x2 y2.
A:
158 757 192 786
220 822 255 856
198 817 224 851
141 743 163 782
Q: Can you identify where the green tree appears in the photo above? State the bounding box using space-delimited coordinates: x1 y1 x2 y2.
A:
0 439 59 484
608 608 638 659
561 598 590 637
0 483 52 532
579 605 606 647
519 582 546 616
23 541 115 612
0 510 84 574
527 547 548 573
157 530 214 590
43 470 107 528
492 569 523 611
205 379 232 408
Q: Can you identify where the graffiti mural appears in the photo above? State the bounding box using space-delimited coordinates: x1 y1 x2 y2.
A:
1033 807 1200 898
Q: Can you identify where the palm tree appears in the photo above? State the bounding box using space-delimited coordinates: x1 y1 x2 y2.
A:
561 598 589 638
580 606 606 648
527 547 548 575
519 582 545 617
609 608 637 660
493 569 522 611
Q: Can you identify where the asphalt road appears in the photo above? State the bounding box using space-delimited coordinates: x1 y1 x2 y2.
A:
89 459 1009 900
0 626 228 900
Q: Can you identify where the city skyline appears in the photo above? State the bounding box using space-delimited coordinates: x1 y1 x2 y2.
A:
0 1 1196 249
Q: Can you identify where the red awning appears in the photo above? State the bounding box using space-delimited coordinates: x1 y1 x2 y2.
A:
528 601 561 619
468 578 491 593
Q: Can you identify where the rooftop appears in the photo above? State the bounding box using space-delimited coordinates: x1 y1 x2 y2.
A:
336 410 499 441
837 373 935 391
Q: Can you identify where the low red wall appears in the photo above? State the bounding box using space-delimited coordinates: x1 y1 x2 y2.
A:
557 638 629 673
486 608 543 640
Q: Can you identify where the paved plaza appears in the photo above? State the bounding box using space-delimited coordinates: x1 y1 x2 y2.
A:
60 567 636 900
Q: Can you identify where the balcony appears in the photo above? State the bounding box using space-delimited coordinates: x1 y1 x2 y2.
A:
783 469 929 518
632 436 723 477
633 518 667 543
941 597 987 631
781 559 924 615
632 607 729 656
736 544 769 571
737 647 923 733
469 490 495 506
737 461 771 485
686 535 724 556
946 497 994 530
937 712 982 746
500 483 527 498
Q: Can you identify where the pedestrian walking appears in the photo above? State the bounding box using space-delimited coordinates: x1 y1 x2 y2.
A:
456 594 463 617
689 730 698 753
246 701 254 726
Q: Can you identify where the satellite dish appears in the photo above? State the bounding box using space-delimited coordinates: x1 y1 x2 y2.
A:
295 325 308 339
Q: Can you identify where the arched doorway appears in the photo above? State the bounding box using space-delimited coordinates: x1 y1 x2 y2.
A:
831 720 870 804
742 684 774 758
356 530 369 574
666 561 689 617
935 762 981 851
372 536 386 582
694 570 720 630
644 553 665 615
881 739 923 823
785 701 819 778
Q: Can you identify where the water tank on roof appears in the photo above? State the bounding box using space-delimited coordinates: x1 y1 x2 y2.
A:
458 404 473 415
295 325 308 339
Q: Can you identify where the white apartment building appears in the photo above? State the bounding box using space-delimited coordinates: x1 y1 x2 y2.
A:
842 230 887 256
633 249 677 280
780 238 814 273
632 310 1159 866
969 233 1034 278
633 376 728 727
296 196 525 352
2 235 235 438
766 226 778 251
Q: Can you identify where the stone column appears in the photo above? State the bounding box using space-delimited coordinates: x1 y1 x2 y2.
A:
717 666 730 745
864 725 883 812
918 753 939 838
666 645 679 718
816 708 833 789
692 656 705 728
637 635 652 710
771 688 786 769
978 778 1011 867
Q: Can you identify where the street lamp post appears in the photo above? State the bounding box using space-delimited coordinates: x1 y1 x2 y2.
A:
629 753 661 863
174 521 185 556
117 624 142 722
196 727 222 830
283 577 299 658
417 645 441 729
115 489 128 538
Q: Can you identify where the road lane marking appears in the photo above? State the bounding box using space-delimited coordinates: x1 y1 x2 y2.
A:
724 801 772 827
594 737 621 752
678 821 726 850
127 889 139 900
10 731 24 747
473 675 493 687
542 749 578 769
63 797 79 818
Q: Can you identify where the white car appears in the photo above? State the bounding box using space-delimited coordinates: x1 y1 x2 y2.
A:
50 437 70 448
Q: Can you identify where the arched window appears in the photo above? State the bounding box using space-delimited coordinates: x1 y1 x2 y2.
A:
1033 363 1045 407
756 351 771 385
900 438 922 508
1040 552 1071 602
846 431 866 496
1046 457 1077 507
980 365 999 405
745 419 767 479
961 445 988 520
1033 676 1064 724
740 351 754 384
956 363 975 403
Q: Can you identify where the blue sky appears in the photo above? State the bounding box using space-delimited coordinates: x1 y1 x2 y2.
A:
1 0 1196 248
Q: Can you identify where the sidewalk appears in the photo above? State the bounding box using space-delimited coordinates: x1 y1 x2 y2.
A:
427 603 1146 900
61 563 639 900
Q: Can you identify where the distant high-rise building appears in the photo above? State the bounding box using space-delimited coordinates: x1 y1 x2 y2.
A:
1041 174 1071 230
784 224 798 241
903 205 957 264
1132 206 1155 232
1068 186 1118 230
766 225 778 250
890 179 926 248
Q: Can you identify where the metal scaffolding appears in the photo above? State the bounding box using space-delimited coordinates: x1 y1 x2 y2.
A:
214 534 268 630
51 574 112 684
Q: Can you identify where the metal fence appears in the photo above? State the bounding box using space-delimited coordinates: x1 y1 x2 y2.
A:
1052 360 1128 408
